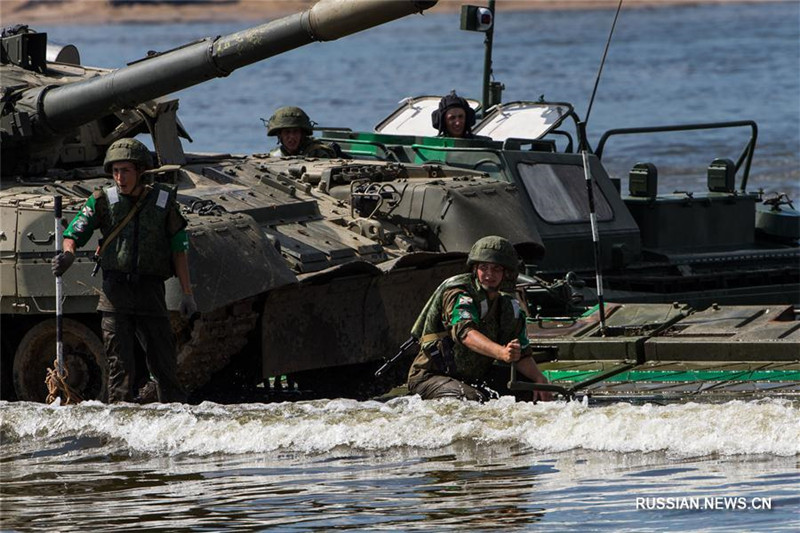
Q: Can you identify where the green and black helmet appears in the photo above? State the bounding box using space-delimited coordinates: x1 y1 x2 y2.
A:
266 106 313 136
103 138 153 173
467 236 520 278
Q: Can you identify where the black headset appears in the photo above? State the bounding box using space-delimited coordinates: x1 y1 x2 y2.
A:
431 92 476 133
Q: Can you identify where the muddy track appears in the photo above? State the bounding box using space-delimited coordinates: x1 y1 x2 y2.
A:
175 297 260 394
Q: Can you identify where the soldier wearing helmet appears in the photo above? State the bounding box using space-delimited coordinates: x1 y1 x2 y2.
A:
406 236 551 402
265 106 337 158
431 91 477 138
52 138 195 403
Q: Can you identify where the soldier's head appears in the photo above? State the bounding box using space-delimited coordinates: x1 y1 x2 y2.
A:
103 138 153 195
431 91 476 138
467 236 519 292
266 106 314 155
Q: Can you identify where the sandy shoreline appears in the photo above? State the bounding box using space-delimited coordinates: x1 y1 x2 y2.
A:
0 0 784 26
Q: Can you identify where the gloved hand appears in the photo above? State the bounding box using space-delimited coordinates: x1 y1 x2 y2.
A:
179 293 198 318
52 251 75 277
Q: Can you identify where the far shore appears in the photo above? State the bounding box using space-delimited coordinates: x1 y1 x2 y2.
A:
0 0 787 26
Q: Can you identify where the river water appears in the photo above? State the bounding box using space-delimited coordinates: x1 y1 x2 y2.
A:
2 2 799 531
2 398 799 531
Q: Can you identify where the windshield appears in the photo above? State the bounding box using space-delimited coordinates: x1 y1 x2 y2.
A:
517 161 614 223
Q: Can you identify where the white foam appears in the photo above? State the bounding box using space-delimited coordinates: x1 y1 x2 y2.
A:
2 397 798 457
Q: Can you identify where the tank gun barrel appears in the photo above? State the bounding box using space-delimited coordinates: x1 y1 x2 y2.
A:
38 0 436 133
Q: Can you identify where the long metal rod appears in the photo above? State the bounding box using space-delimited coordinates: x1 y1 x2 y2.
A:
481 0 496 113
577 1 623 333
53 195 64 377
581 146 607 332
584 0 624 125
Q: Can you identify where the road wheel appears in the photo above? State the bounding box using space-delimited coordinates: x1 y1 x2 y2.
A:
13 318 106 403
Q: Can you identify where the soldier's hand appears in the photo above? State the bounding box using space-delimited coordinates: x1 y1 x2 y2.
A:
52 251 75 277
499 339 522 363
179 293 198 318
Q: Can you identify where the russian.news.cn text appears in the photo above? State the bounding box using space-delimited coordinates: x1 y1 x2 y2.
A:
636 497 772 511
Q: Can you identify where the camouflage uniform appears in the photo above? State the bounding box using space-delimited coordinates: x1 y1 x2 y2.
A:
266 106 337 158
407 237 531 402
62 139 188 403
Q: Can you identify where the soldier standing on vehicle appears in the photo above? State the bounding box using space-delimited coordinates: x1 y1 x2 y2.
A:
266 106 338 158
431 91 477 139
51 138 195 403
407 236 552 402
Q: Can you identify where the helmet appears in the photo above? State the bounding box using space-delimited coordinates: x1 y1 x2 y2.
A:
103 138 153 173
467 236 519 275
266 106 313 136
431 91 476 134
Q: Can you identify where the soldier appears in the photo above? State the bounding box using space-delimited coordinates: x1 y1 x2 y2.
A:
51 138 196 403
407 236 552 402
266 106 338 158
431 91 477 139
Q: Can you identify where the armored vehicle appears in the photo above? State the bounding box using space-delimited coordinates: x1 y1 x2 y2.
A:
1 0 555 404
3 0 547 403
3 1 798 404
321 99 800 309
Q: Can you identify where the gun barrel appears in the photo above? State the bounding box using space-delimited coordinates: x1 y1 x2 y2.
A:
40 0 436 133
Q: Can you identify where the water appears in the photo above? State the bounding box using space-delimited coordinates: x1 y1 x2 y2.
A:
34 1 799 198
2 398 799 531
3 3 799 530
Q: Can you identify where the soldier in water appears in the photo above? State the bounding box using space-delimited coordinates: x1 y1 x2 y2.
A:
407 236 552 402
52 138 195 403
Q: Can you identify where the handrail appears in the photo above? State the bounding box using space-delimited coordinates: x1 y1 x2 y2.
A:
595 120 758 192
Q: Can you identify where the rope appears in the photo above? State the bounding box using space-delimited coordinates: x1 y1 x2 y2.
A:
45 359 83 405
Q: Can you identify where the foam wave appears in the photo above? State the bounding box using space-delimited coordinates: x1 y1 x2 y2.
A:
2 397 798 457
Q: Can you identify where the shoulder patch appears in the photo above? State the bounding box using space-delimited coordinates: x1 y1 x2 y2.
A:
156 189 169 209
105 185 119 205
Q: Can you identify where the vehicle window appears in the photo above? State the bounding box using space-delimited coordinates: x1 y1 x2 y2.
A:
517 162 614 223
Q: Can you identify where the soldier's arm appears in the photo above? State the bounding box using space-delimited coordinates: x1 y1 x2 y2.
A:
172 250 192 295
62 194 101 249
462 330 521 363
515 355 552 402
63 238 77 255
513 307 552 400
169 225 192 295
443 289 521 363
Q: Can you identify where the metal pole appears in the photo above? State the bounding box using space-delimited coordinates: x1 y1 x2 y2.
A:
577 122 607 333
53 195 65 377
481 0 495 114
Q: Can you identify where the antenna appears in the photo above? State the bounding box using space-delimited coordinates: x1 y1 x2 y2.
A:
585 0 625 126
579 0 624 335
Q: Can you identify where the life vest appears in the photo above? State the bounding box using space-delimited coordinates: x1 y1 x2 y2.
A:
97 183 178 279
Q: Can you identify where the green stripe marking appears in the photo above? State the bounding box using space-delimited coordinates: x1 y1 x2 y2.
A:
544 369 800 383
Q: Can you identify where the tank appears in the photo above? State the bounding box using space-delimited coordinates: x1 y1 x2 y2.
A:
0 0 551 403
